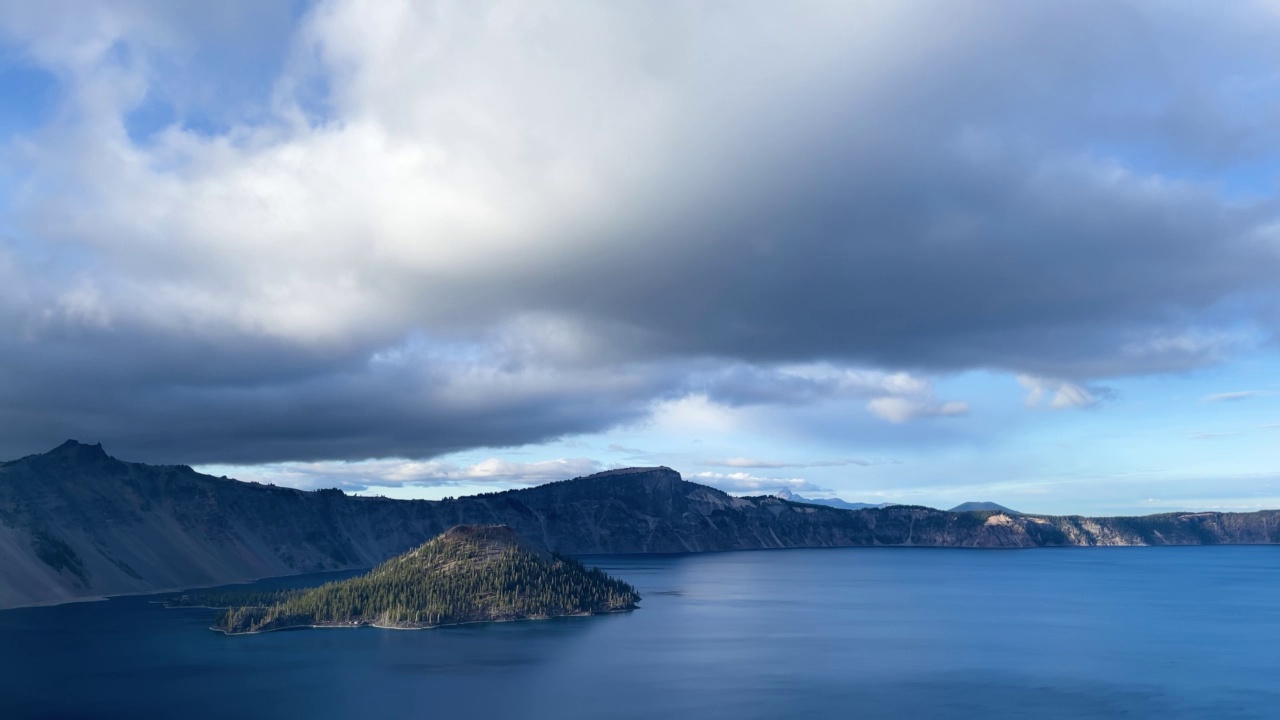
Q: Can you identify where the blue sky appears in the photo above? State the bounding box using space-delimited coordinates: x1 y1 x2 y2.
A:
0 1 1277 515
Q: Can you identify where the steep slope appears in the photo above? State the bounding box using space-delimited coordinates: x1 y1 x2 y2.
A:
0 441 446 608
210 525 638 634
3 441 1280 609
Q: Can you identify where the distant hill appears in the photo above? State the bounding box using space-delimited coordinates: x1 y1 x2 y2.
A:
949 501 1021 514
773 488 897 510
210 525 638 634
3 441 1280 610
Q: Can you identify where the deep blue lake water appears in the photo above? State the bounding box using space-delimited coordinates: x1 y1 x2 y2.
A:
3 546 1280 719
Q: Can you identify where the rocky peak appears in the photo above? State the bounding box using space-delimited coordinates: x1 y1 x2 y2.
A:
587 466 676 478
44 440 111 462
552 466 688 499
434 524 552 562
439 524 521 545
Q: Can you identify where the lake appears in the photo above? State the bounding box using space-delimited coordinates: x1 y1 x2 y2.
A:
2 546 1279 719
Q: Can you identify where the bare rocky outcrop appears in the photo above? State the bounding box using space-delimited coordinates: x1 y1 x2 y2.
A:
2 441 1279 609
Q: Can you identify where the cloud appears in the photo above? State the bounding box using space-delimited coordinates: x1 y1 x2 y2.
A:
865 397 970 423
0 1 1278 463
1186 431 1242 441
701 457 872 469
0 330 678 464
1202 390 1274 403
685 471 828 495
200 456 604 493
1017 375 1109 410
698 364 970 424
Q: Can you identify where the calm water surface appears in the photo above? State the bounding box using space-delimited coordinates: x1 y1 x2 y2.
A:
3 546 1279 719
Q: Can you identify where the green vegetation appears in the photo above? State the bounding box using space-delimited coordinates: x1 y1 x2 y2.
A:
211 525 639 634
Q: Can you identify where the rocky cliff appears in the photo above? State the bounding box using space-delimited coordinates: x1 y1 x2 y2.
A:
2 441 1279 609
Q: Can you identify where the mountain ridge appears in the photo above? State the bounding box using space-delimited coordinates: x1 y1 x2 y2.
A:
3 441 1279 609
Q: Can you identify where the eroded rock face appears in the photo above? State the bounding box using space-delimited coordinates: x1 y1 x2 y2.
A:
3 442 1279 609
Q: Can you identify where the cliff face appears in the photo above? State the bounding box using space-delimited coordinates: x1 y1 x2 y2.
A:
2 441 1279 609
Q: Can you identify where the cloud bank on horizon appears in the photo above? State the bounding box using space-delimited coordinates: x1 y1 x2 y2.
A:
0 1 1277 509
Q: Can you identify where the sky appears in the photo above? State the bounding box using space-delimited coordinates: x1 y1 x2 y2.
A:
0 0 1277 515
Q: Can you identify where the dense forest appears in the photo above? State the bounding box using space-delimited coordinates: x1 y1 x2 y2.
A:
208 525 640 634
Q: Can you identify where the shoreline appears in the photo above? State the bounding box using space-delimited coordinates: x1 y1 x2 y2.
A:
211 606 637 636
1 568 361 613
6 595 111 610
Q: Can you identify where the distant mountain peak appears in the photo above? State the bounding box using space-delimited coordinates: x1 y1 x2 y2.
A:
773 488 896 511
949 501 1020 514
46 440 110 461
588 466 677 479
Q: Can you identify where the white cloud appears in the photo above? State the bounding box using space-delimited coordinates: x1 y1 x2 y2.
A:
1202 390 1273 403
1116 332 1239 374
865 397 969 423
199 456 603 492
702 457 872 469
685 471 828 495
646 394 742 434
1016 375 1104 410
0 1 877 346
700 364 970 424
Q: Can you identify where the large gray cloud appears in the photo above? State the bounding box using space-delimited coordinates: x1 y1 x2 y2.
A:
0 0 1277 463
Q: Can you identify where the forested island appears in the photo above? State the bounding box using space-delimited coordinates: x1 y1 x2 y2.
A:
182 525 639 635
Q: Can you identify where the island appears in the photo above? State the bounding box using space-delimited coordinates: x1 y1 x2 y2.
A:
191 525 639 635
